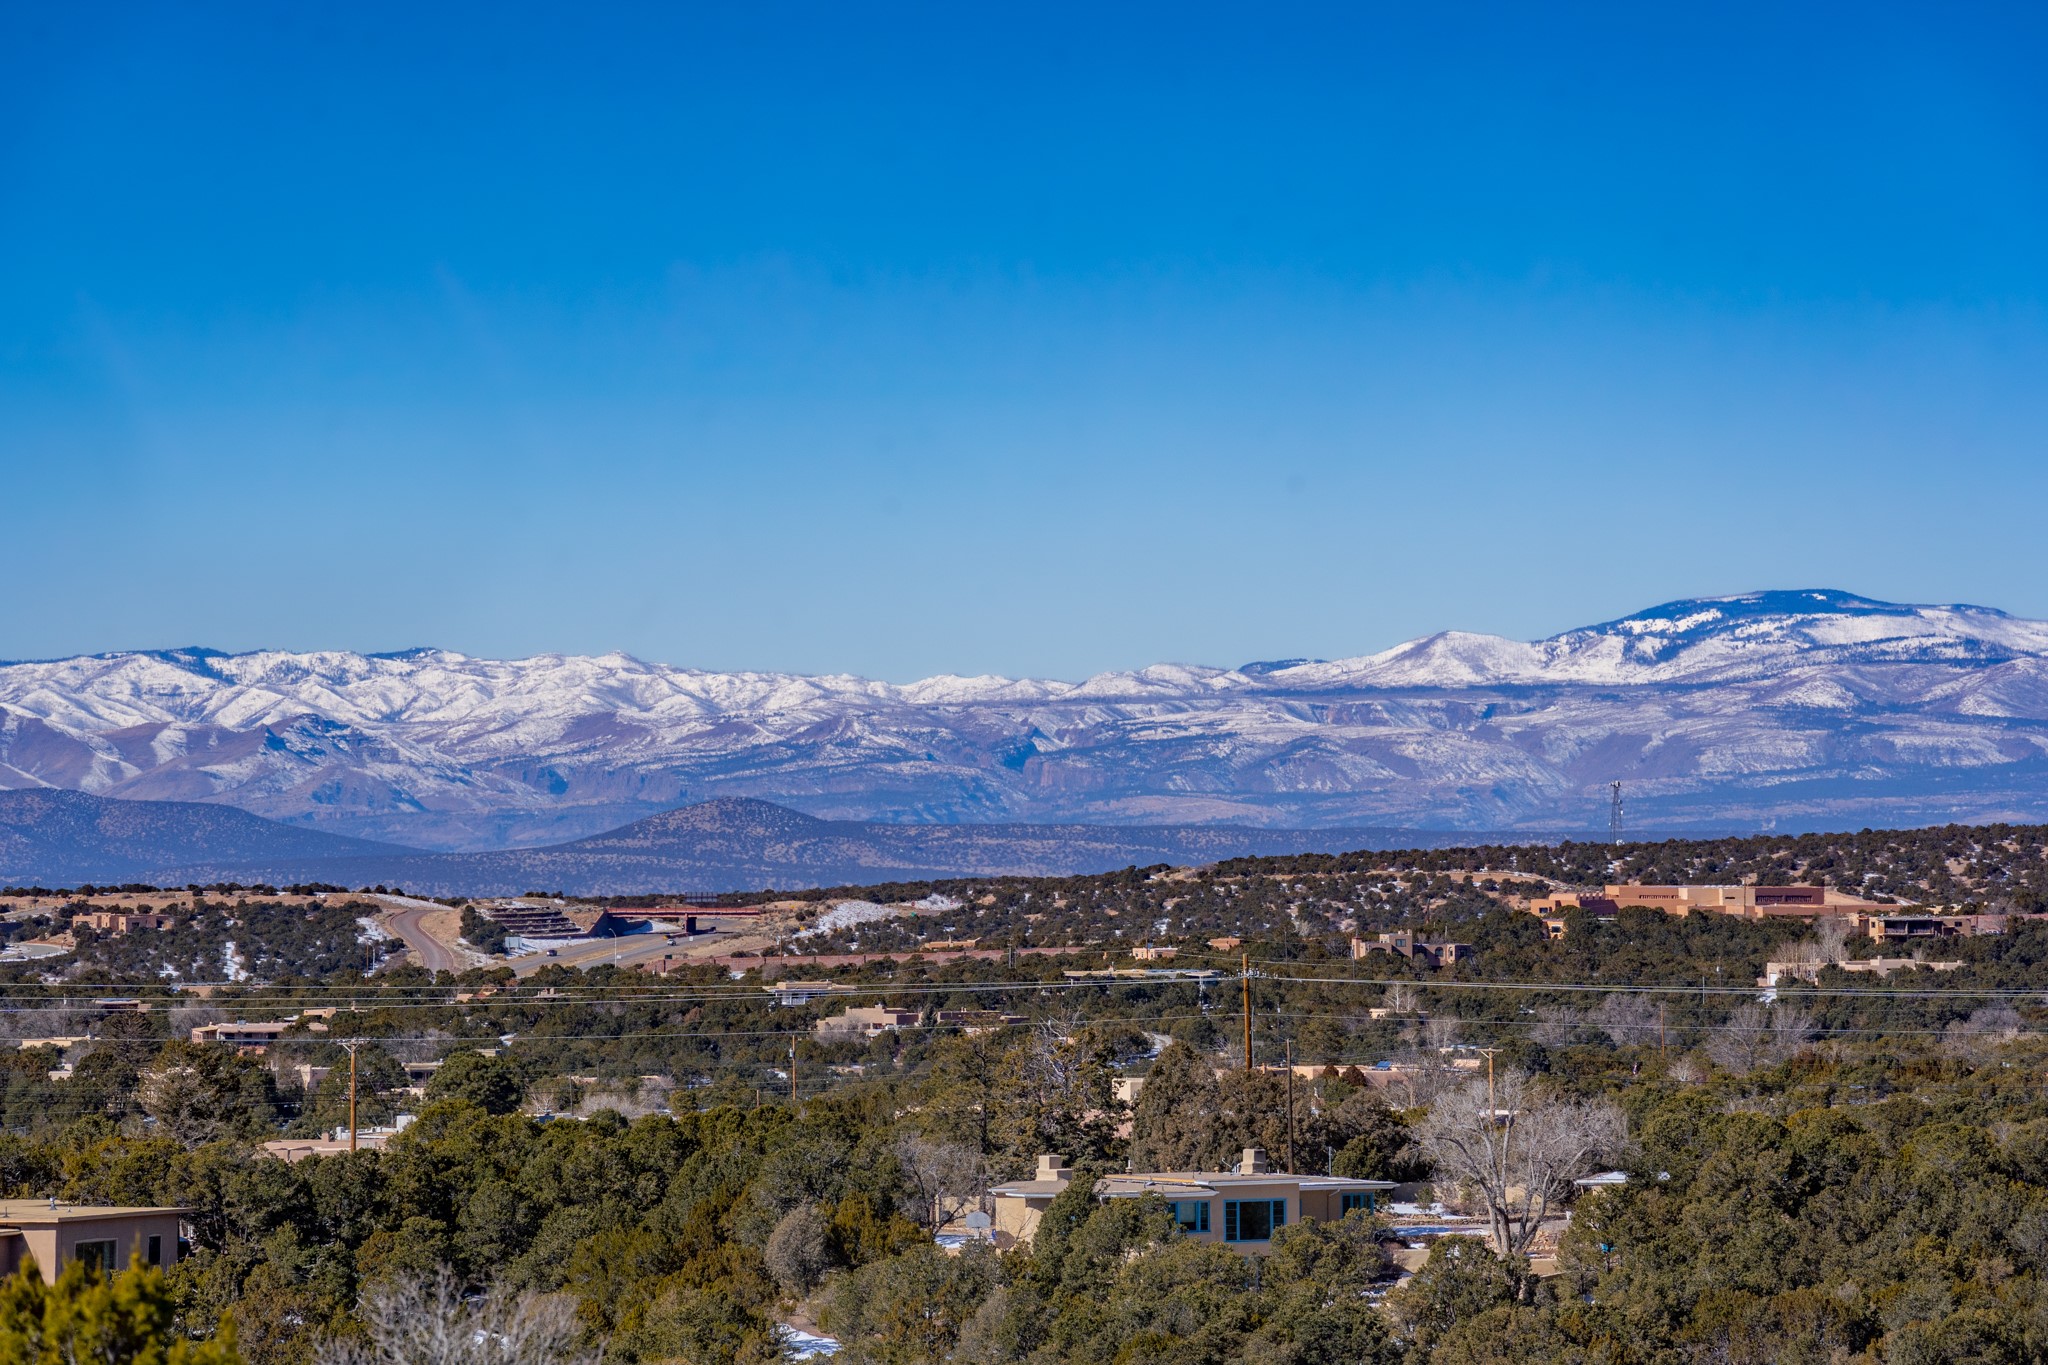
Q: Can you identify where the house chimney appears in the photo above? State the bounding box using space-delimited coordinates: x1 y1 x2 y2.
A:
1036 1154 1071 1184
1239 1147 1269 1174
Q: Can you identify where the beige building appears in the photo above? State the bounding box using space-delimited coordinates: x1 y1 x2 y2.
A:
1530 884 1885 922
765 981 854 1007
0 1201 185 1282
1350 932 1473 967
815 1005 922 1038
990 1151 1395 1253
260 1114 416 1163
1527 885 1895 936
77 911 173 935
929 1009 1027 1034
1760 957 1963 988
1862 913 2031 941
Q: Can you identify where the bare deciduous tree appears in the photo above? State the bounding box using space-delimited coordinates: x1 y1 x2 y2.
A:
380 1028 455 1067
1705 1003 1814 1075
1945 1003 2023 1057
138 1063 229 1147
896 1134 988 1229
318 1268 595 1365
1413 1070 1625 1259
1597 995 1660 1048
1812 915 1854 962
765 1204 833 1297
1374 1016 1473 1107
1528 1006 1584 1048
0 1004 97 1043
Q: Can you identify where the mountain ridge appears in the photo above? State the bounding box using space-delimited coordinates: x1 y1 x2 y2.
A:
0 789 1487 894
7 589 2048 845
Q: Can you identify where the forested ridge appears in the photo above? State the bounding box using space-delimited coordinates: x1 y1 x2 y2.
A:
13 824 2048 1363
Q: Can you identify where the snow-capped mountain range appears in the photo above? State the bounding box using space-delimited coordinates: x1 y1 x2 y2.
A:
7 589 2048 850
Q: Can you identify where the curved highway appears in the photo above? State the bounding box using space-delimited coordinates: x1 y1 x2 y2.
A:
378 897 473 973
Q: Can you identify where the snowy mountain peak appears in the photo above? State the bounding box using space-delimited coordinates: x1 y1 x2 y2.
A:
7 590 2048 847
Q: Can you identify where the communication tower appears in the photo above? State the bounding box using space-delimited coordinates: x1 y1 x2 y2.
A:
1609 781 1625 845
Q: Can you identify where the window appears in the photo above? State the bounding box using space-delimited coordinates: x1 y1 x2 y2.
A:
75 1240 119 1277
1165 1200 1210 1233
1223 1199 1286 1242
146 1235 163 1267
1341 1192 1376 1216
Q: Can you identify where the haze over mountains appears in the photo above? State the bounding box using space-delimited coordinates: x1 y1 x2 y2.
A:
0 790 1462 894
7 589 2048 852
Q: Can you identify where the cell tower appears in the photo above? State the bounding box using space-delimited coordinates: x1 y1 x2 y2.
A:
1609 780 1625 845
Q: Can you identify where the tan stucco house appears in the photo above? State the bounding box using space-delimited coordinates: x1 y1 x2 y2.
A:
0 1201 186 1282
990 1150 1395 1253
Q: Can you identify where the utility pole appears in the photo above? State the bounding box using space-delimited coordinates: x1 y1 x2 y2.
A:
1284 1042 1296 1174
1241 953 1252 1075
789 1037 798 1103
1477 1046 1500 1117
1658 1004 1667 1063
341 1041 360 1153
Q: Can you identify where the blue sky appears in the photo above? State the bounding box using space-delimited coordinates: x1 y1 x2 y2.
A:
4 2 2045 680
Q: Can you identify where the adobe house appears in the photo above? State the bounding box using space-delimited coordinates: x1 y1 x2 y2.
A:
1350 931 1474 967
990 1151 1395 1253
77 911 174 935
0 1201 186 1282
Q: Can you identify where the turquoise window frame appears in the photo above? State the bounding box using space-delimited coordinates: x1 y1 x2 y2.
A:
1223 1198 1285 1242
1166 1199 1210 1232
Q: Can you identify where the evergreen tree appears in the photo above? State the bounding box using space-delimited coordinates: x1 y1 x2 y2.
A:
1126 1042 1219 1170
0 1257 239 1365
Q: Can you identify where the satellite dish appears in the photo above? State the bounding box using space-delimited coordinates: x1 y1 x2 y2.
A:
963 1211 992 1230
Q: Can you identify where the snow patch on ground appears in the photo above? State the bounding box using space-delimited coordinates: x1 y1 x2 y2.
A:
222 942 249 982
777 1327 840 1359
797 900 902 937
914 893 962 912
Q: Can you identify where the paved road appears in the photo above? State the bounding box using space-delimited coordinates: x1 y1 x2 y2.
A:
378 897 473 973
509 927 775 978
0 941 72 963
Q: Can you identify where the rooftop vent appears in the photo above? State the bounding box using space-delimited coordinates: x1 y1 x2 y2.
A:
1036 1153 1071 1183
1238 1148 1269 1175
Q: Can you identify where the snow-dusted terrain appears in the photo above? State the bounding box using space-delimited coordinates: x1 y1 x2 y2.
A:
6 590 2048 847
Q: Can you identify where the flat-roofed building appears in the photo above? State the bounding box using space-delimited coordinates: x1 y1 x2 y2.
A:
1761 957 1964 988
260 1115 416 1162
1539 885 1884 920
1866 915 1965 942
766 981 854 1007
0 1201 185 1282
77 911 173 935
815 1005 922 1037
929 1009 1027 1034
190 1020 294 1051
1351 931 1473 967
989 1151 1394 1254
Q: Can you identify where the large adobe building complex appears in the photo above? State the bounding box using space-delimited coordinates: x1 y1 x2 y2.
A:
1528 884 1884 920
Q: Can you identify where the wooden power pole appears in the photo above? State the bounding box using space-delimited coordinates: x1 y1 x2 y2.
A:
1477 1046 1500 1117
342 1041 360 1153
1284 1042 1296 1174
789 1037 798 1103
1241 953 1252 1075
